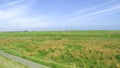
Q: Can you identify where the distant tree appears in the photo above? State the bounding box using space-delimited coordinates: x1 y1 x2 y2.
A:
24 30 28 32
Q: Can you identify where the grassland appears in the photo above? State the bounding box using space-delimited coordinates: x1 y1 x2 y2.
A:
0 30 120 68
0 56 28 68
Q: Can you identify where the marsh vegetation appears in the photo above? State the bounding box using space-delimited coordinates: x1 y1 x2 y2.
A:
0 30 120 68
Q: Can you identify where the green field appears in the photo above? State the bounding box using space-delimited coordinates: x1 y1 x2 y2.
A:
0 30 120 68
0 56 28 68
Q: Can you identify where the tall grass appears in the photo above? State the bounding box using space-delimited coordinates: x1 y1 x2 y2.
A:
0 30 120 68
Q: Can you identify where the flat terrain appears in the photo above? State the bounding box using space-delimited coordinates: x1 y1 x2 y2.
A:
0 30 120 68
0 55 28 68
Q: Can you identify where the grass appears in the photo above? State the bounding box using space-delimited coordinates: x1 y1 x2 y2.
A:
0 30 120 68
0 56 29 68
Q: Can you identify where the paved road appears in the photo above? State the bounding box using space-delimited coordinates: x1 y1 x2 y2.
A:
0 51 50 68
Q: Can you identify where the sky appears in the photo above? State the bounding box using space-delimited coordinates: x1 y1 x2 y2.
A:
0 0 120 31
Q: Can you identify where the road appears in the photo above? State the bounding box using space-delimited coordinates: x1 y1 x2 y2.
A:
0 51 50 68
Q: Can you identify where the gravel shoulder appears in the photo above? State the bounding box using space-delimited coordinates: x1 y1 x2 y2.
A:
0 51 50 68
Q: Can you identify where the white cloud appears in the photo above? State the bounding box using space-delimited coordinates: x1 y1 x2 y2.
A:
0 0 24 8
69 2 120 21
10 16 52 28
0 7 27 19
66 0 119 18
0 0 29 19
0 0 119 31
0 0 56 29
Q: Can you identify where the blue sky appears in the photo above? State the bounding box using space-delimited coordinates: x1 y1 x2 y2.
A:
0 0 120 31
